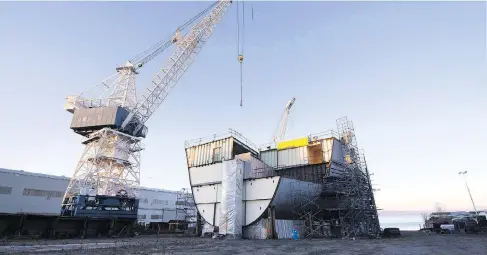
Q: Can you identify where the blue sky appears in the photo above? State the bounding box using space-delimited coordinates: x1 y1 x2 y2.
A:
0 1 485 211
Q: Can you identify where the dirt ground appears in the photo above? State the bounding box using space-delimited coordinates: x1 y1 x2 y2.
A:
1 231 486 255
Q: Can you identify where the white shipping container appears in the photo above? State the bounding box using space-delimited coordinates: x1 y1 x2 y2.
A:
262 137 338 168
186 137 233 167
277 146 309 168
259 149 278 168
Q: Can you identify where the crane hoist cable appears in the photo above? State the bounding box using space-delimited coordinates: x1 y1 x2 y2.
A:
237 0 245 106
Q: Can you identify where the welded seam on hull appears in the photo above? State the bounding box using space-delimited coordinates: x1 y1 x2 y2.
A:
191 181 222 187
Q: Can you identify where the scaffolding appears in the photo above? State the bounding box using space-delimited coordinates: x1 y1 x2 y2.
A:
286 117 380 239
290 181 329 238
171 188 197 234
333 117 381 239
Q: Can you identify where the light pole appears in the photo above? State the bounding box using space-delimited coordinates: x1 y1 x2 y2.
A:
458 171 478 216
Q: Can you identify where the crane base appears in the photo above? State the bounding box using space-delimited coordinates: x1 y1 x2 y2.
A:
61 195 139 220
0 213 137 239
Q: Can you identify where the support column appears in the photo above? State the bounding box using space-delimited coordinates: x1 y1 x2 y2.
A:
49 217 59 238
128 220 135 237
196 212 202 237
267 206 277 239
80 217 88 238
16 214 26 236
108 218 116 237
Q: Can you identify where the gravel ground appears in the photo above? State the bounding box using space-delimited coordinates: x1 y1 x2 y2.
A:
1 231 486 255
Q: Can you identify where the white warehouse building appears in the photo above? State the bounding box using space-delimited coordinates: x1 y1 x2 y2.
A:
0 168 183 225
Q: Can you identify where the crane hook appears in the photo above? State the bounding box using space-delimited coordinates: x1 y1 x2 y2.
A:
239 55 243 107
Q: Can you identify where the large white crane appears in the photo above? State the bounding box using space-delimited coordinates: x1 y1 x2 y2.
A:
62 0 233 206
272 97 296 142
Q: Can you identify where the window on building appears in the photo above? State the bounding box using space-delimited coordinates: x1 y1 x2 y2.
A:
151 215 162 219
152 199 169 205
0 186 12 195
213 147 222 162
138 215 147 219
22 188 64 198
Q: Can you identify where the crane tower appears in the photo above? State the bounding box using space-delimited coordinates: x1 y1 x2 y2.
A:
61 0 233 215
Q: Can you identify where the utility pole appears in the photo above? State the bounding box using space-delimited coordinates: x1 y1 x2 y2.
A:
458 171 478 216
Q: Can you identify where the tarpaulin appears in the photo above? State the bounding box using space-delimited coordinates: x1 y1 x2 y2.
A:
219 159 244 238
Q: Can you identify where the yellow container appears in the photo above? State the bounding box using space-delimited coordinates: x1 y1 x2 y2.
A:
277 137 309 150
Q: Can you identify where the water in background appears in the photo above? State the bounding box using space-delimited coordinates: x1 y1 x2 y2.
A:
378 211 425 231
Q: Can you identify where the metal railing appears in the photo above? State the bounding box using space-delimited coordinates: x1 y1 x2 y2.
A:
184 128 258 152
308 129 340 141
258 129 340 151
228 128 259 152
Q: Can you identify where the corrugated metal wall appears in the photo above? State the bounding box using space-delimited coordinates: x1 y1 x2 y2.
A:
276 220 305 239
261 138 337 169
277 146 309 168
260 150 278 168
242 218 305 239
258 138 343 181
242 218 267 239
186 137 233 168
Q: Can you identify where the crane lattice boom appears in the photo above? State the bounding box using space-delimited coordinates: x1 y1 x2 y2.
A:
130 1 220 70
122 0 232 135
272 97 296 142
64 1 222 113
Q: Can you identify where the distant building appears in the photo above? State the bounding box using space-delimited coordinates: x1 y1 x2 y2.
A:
0 168 185 224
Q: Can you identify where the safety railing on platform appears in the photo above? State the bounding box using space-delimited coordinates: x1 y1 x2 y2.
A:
184 128 258 153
